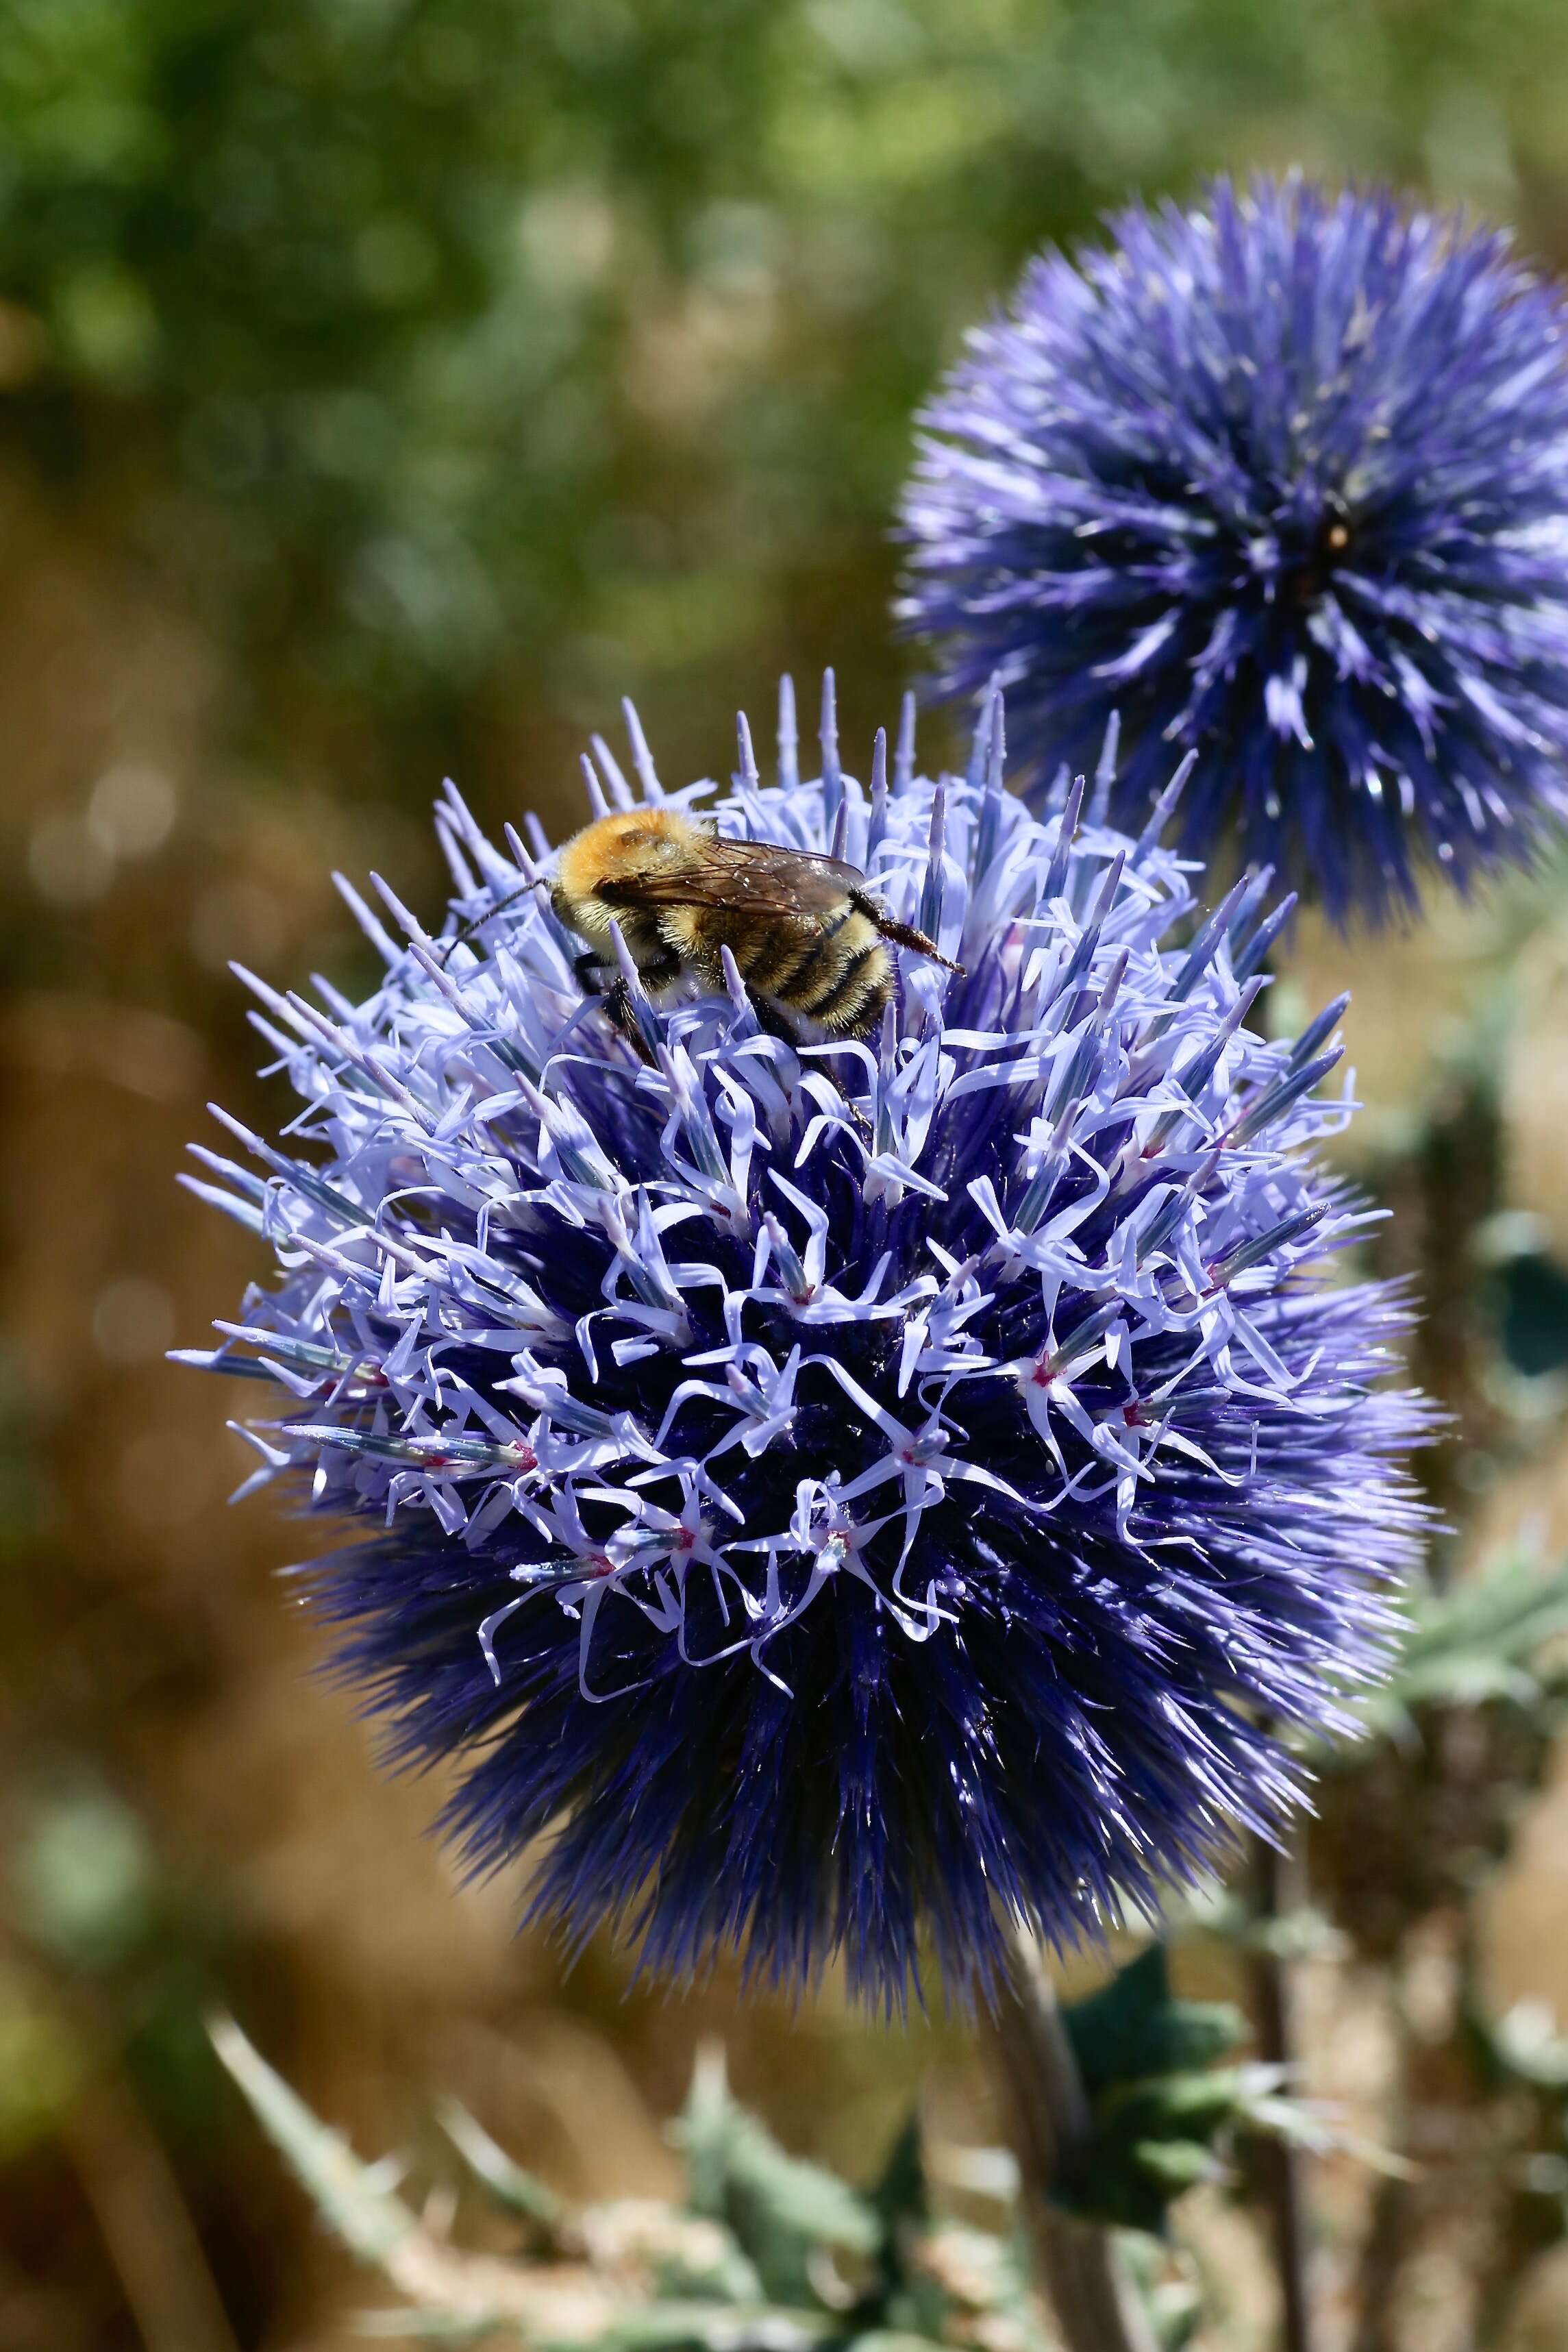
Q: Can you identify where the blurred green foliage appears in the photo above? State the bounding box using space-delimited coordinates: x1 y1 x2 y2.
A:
214 2014 1060 2352
5 1779 234 2152
677 2046 881 2305
3 0 1568 778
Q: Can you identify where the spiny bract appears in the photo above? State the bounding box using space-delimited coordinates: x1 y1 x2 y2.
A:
180 676 1431 2005
900 175 1568 926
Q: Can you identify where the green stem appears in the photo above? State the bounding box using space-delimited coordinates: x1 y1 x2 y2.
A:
986 1931 1158 2352
1249 1837 1317 2352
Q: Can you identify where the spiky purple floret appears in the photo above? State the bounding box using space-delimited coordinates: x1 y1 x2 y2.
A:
900 175 1568 926
179 676 1432 2005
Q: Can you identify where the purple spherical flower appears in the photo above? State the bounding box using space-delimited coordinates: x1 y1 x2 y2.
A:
180 676 1431 2004
901 176 1568 925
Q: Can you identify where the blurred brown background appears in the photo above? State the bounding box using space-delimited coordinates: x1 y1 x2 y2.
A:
7 2 1568 2344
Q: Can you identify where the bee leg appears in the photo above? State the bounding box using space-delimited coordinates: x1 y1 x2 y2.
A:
602 976 657 1066
599 948 680 1068
748 993 804 1050
638 948 682 993
573 951 609 995
751 993 873 1143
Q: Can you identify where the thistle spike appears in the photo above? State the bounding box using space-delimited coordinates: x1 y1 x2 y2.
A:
866 728 889 867
580 754 610 820
893 689 917 794
777 674 799 792
621 698 664 800
820 669 842 838
736 710 761 792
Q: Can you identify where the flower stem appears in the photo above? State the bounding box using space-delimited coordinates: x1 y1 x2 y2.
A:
1250 1835 1317 2352
985 1929 1158 2352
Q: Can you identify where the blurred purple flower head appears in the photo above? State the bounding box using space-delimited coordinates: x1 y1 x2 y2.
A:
900 176 1568 926
180 676 1430 2005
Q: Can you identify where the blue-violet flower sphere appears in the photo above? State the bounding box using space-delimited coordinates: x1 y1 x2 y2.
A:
181 676 1431 2005
900 175 1568 926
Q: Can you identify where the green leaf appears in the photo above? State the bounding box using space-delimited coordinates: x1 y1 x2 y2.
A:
598 2299 842 2352
868 2112 927 2242
842 2334 951 2352
853 2109 944 2337
1481 1999 1568 2092
0 1974 86 2158
1117 2233 1204 2352
353 2313 494 2343
10 1786 155 1972
1227 2085 1415 2180
212 2020 840 2349
1062 1946 1244 2101
209 2014 419 2269
1050 1948 1374 2234
437 2099 564 2229
673 2046 879 2307
629 2208 764 2308
1354 1554 1568 1737
1129 2140 1222 2192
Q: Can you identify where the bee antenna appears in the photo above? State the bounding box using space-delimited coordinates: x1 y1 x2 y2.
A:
432 881 544 967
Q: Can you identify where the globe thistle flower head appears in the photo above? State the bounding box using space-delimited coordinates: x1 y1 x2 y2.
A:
179 676 1432 2007
901 175 1568 926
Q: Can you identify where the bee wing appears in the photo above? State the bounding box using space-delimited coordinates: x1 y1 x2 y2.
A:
601 836 867 919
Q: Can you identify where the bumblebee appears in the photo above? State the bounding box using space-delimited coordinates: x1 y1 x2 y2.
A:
549 807 962 1060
